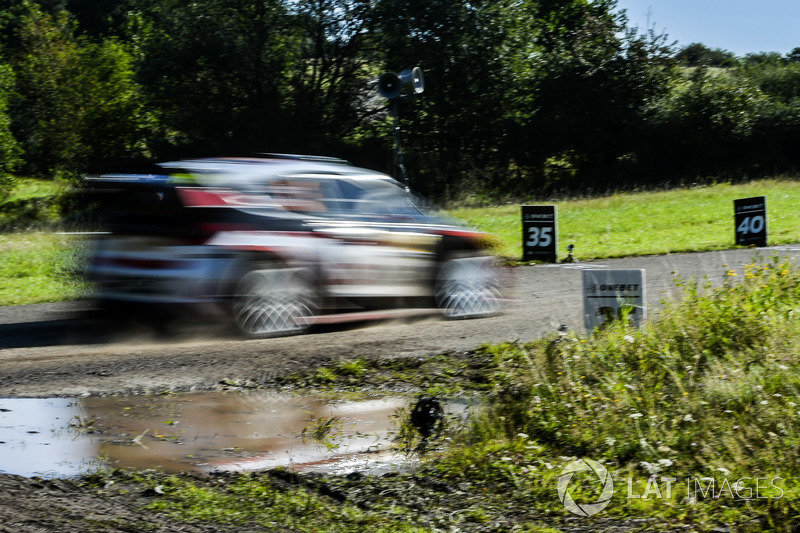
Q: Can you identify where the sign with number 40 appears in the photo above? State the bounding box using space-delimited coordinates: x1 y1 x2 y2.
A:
734 196 767 247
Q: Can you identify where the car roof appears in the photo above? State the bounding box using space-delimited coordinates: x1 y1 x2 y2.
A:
157 156 397 187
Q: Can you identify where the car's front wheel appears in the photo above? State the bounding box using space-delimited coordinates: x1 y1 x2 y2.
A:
435 255 501 319
232 264 320 337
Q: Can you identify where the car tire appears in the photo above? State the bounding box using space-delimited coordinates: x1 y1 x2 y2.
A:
435 255 501 319
232 264 320 337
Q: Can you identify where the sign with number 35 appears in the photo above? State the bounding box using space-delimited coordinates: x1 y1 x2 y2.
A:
522 205 558 262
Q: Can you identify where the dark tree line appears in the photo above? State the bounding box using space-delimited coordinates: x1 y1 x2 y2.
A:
1 0 800 200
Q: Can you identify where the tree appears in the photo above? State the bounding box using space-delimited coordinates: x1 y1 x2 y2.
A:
7 1 146 176
675 43 737 67
9 1 86 175
504 0 676 191
128 0 296 157
371 0 513 196
284 0 380 156
641 67 769 178
0 62 21 198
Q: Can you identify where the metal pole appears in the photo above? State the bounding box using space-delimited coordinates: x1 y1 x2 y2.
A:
391 99 409 191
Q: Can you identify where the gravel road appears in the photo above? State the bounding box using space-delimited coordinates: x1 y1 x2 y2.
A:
2 246 799 398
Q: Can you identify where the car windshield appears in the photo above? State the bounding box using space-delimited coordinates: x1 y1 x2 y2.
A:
336 179 435 218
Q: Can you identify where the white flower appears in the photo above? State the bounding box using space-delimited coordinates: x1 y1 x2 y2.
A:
624 335 635 344
640 461 661 474
760 400 769 405
779 365 789 370
629 412 644 419
657 459 674 467
683 414 695 422
716 467 731 475
606 437 617 446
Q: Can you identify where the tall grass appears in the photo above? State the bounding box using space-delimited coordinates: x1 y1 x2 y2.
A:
441 257 800 528
0 232 90 305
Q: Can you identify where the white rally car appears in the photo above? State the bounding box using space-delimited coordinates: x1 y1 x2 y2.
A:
85 155 501 337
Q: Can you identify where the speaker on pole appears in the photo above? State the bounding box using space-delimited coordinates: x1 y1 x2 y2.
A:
377 67 424 99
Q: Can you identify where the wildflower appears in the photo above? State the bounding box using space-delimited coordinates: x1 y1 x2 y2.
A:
779 365 789 370
624 335 635 344
727 270 737 277
716 467 730 475
605 437 616 446
517 433 529 439
640 461 660 474
629 413 644 419
760 400 768 405
657 459 674 467
683 414 695 422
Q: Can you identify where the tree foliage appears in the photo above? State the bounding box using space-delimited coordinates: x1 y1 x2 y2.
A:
0 0 799 196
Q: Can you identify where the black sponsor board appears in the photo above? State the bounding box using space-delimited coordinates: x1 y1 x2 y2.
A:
521 205 557 262
734 196 767 247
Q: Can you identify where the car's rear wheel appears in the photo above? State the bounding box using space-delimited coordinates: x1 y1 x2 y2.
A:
232 264 320 337
435 255 501 319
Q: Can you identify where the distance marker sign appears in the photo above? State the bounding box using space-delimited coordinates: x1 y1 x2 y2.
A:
522 205 557 262
734 196 767 247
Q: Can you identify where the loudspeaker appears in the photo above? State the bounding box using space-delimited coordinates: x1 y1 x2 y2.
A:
377 67 424 99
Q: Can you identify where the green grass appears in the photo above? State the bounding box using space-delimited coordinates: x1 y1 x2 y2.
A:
0 177 66 204
449 179 800 260
0 232 90 305
437 256 800 529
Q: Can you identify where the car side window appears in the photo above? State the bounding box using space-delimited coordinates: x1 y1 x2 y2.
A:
266 178 342 215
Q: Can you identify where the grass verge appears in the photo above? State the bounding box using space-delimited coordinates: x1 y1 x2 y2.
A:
0 232 90 305
450 178 800 260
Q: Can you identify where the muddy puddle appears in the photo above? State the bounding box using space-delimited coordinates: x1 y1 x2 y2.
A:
0 392 465 478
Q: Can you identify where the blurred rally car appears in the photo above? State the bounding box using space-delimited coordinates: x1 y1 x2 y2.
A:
84 155 502 337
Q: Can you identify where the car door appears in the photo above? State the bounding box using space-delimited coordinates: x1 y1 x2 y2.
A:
308 177 440 304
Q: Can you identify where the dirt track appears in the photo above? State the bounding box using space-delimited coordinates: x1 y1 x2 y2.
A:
2 246 798 398
2 247 799 532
